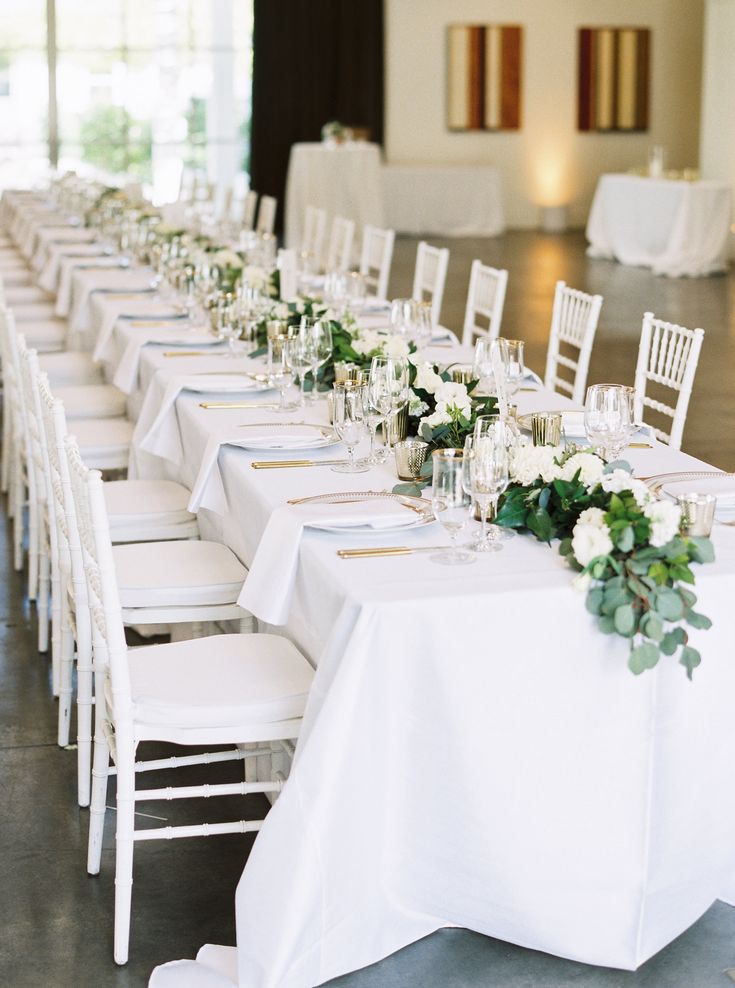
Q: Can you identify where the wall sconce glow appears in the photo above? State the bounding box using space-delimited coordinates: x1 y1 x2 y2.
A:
534 153 569 208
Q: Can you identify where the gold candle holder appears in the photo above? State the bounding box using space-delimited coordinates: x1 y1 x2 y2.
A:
394 440 429 481
677 493 716 537
334 362 366 384
531 411 562 446
451 365 474 385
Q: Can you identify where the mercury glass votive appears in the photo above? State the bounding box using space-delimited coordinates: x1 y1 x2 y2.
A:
531 411 562 446
677 492 717 537
394 439 429 481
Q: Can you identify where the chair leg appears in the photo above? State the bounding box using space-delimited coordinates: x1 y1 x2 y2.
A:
12 475 23 572
76 627 94 808
87 729 110 874
57 617 74 745
1 415 10 494
27 498 38 601
113 743 136 966
37 548 50 653
50 569 61 686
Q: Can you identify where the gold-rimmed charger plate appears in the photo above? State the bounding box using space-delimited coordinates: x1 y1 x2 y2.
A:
291 490 435 533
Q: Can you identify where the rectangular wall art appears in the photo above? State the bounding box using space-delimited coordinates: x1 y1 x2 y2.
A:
578 27 650 132
446 24 522 131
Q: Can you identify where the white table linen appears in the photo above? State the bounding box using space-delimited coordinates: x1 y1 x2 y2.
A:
285 142 385 252
383 164 506 236
38 241 109 293
586 174 731 278
64 267 156 347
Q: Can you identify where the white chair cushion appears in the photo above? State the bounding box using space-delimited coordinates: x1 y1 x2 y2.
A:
55 383 127 419
38 350 103 386
105 479 195 526
113 539 247 607
2 269 32 287
13 317 66 352
4 300 57 320
128 633 313 728
70 417 134 462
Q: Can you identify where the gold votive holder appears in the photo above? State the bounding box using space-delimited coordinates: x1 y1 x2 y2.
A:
451 365 474 385
385 405 409 445
394 439 429 481
334 362 366 384
266 319 295 339
531 411 562 447
677 492 716 537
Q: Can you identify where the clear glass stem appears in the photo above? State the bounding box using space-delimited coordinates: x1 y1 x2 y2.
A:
310 363 319 401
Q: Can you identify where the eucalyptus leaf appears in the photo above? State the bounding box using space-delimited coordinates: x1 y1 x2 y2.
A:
617 526 634 553
689 537 715 564
654 589 684 621
628 642 660 675
640 612 664 642
614 603 636 637
686 610 712 631
679 645 701 680
586 588 604 615
660 627 687 655
598 614 616 634
392 482 423 497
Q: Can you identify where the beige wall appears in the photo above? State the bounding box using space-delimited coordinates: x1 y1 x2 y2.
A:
384 0 704 228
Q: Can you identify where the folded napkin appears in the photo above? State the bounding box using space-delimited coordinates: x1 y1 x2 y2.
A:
93 300 185 362
238 425 329 450
237 500 418 624
111 330 217 394
662 475 735 514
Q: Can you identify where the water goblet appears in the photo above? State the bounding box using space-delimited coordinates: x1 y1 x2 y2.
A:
584 383 634 461
495 338 525 396
300 315 333 401
332 383 370 474
369 355 409 451
430 450 475 565
267 336 298 413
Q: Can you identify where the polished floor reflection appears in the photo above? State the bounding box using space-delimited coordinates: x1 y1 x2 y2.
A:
2 231 735 988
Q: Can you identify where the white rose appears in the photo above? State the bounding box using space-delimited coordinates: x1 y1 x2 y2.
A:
214 249 244 269
384 335 410 359
600 469 651 507
644 499 681 548
413 362 444 395
559 451 605 488
273 302 290 320
351 329 382 356
577 506 607 529
571 520 614 567
421 409 452 430
242 264 266 287
407 389 429 417
433 382 472 417
511 445 557 486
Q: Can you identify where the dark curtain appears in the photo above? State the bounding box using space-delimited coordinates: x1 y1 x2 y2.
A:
250 0 384 232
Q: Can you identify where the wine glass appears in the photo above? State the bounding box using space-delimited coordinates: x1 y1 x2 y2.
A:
291 335 314 406
495 338 525 396
390 298 415 337
369 355 409 450
473 339 495 392
365 362 390 464
413 299 433 353
215 295 240 356
474 415 515 542
463 426 509 552
267 336 297 413
300 316 333 402
584 383 634 460
430 450 475 565
332 383 370 474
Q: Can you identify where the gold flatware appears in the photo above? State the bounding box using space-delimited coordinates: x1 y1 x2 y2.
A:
200 401 279 409
519 386 539 392
129 320 189 328
163 350 228 357
337 546 445 558
628 442 653 448
252 459 349 469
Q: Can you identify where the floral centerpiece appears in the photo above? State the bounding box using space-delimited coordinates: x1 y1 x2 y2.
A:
495 445 714 678
321 120 353 144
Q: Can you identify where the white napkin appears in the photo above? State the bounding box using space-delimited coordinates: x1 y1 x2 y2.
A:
111 330 215 394
93 300 188 362
68 269 155 339
38 243 107 292
662 475 735 514
238 500 418 624
238 426 329 450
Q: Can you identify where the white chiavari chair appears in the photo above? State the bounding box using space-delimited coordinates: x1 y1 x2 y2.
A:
633 311 704 450
359 225 395 300
412 241 449 328
461 260 508 345
325 216 355 272
240 189 259 232
301 205 327 268
255 195 277 236
65 436 313 964
544 281 603 404
1 274 65 345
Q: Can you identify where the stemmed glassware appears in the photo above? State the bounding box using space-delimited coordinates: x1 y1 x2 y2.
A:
584 383 636 460
267 336 297 413
495 338 525 396
430 450 475 565
365 365 389 464
463 424 510 552
368 355 409 451
214 295 240 356
331 383 370 474
299 316 333 401
473 339 495 392
390 298 415 337
292 336 314 406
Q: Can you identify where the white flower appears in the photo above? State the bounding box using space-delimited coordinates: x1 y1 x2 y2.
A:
600 469 651 508
383 335 410 359
214 249 244 270
433 382 472 417
413 362 444 395
577 506 607 529
351 329 383 356
510 444 564 485
273 302 290 320
571 519 614 567
559 451 605 488
421 409 452 430
407 388 429 417
644 499 681 548
572 570 593 593
242 263 267 287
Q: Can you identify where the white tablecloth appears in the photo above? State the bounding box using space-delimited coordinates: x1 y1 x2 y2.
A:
585 174 732 278
383 164 506 236
284 142 385 252
112 336 735 985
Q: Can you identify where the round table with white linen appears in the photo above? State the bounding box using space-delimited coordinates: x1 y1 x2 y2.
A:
383 164 505 236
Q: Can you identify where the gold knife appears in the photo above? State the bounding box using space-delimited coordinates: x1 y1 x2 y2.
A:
252 459 349 469
628 442 653 448
200 401 279 409
338 546 446 558
163 350 228 357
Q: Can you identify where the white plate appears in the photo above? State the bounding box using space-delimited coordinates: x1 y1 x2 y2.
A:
183 373 272 394
644 470 732 497
295 490 435 533
236 423 341 451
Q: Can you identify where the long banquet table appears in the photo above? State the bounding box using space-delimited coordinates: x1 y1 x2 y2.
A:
8 202 735 987
586 173 732 278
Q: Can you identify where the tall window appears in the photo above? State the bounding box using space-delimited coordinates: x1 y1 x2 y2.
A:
0 0 252 202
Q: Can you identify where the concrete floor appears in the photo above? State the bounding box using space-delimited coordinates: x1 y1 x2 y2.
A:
2 231 735 987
